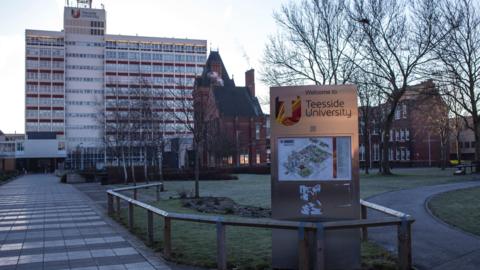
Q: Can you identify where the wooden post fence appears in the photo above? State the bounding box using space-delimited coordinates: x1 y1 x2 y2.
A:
106 183 414 270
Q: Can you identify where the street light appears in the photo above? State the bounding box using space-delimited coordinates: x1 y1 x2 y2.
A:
77 143 84 171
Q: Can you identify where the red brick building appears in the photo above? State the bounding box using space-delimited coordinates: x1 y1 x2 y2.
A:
360 80 449 168
193 51 267 167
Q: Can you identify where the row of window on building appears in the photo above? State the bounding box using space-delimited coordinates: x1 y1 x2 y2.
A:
64 27 105 36
105 51 206 63
26 37 64 47
66 52 104 59
459 141 476 149
27 60 64 69
105 87 192 99
359 144 411 161
105 75 195 86
105 99 192 109
105 123 190 133
104 111 193 122
26 85 63 93
26 72 64 81
105 63 203 74
26 122 64 132
390 128 410 142
66 77 103 82
26 48 64 57
26 97 64 106
105 41 207 54
26 109 64 118
220 153 262 166
65 41 104 47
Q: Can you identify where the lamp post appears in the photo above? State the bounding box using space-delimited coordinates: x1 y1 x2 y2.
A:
78 143 84 171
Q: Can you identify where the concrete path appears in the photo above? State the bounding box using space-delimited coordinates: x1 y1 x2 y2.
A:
367 180 480 270
0 174 170 270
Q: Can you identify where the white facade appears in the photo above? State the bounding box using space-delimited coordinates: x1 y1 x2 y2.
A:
25 4 207 168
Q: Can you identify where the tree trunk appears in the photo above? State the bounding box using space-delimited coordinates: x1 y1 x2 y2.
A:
194 144 200 198
158 145 164 191
381 122 393 175
131 151 136 186
121 148 128 185
474 122 480 171
363 129 370 175
143 147 148 184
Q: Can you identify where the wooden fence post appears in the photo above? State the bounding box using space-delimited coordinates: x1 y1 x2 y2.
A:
156 185 160 201
163 217 171 259
216 221 227 270
315 223 325 270
115 196 120 214
147 210 154 245
298 223 309 270
398 217 412 270
128 202 134 230
361 204 368 241
107 194 114 216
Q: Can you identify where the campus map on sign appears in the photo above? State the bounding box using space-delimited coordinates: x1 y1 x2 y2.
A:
278 137 352 181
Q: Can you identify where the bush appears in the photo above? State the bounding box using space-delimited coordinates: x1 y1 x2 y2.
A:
60 174 67 183
0 171 19 182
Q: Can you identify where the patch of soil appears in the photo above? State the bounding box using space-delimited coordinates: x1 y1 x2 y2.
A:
181 197 271 218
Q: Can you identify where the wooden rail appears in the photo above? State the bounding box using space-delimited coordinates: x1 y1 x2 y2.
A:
107 183 415 270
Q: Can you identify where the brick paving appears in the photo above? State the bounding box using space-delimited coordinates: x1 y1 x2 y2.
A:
0 174 170 270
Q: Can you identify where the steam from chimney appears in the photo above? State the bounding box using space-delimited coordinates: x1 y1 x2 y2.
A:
207 71 224 86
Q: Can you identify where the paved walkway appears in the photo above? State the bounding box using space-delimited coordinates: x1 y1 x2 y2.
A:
0 174 170 270
367 180 480 270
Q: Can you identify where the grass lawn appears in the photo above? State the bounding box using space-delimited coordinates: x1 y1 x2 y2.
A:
428 186 480 236
112 167 474 269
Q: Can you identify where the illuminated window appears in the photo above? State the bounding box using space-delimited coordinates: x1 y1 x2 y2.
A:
240 154 249 165
256 153 261 164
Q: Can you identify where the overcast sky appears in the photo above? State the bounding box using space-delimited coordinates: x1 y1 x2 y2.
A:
0 0 290 134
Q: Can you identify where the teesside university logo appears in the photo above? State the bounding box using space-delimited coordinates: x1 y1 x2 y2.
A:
275 96 302 126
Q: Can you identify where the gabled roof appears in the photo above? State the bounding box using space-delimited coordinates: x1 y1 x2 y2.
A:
213 86 263 118
196 51 235 88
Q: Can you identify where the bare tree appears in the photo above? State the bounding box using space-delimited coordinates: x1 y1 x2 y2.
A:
348 0 444 174
101 82 131 184
354 66 385 173
171 79 218 198
262 0 357 86
432 0 480 166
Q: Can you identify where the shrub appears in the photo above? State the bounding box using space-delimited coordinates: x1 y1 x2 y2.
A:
60 174 67 183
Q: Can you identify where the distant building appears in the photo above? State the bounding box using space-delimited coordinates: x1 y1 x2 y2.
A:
193 51 267 167
449 117 476 161
359 80 449 167
24 1 207 169
0 131 65 173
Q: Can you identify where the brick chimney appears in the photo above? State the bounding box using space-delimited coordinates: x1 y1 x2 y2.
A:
245 69 255 97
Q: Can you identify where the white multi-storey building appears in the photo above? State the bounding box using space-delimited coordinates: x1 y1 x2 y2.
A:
25 2 207 169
